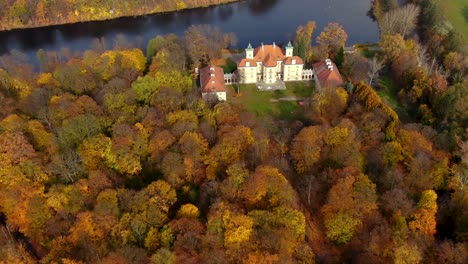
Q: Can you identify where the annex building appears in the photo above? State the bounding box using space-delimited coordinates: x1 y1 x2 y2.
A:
199 65 227 101
312 59 344 91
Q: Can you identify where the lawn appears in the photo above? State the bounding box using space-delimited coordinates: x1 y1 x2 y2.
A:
440 0 468 49
226 81 315 120
272 81 315 99
376 75 411 122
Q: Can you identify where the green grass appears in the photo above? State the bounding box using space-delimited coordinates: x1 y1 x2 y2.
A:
227 81 315 120
441 0 468 45
376 75 411 122
272 81 315 99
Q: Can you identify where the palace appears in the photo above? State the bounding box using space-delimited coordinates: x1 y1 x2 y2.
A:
237 42 309 84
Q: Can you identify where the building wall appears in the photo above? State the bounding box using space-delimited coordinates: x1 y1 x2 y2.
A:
276 61 283 73
263 66 277 83
202 92 226 101
237 47 312 83
302 69 314 80
283 64 304 81
238 66 257 84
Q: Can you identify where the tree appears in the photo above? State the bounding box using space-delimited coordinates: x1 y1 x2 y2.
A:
241 166 296 209
342 52 369 83
146 35 168 61
409 190 437 238
184 25 237 67
166 110 199 138
379 33 416 62
379 4 421 37
294 21 316 63
393 241 422 264
335 46 344 67
149 130 177 160
367 57 383 86
306 87 349 124
205 126 254 178
321 168 377 244
131 75 159 104
290 126 324 175
316 23 348 58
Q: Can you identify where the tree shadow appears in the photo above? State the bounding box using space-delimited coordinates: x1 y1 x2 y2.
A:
463 5 468 23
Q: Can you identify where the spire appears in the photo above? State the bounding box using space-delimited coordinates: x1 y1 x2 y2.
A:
273 42 276 49
285 41 294 57
246 42 254 59
261 42 264 51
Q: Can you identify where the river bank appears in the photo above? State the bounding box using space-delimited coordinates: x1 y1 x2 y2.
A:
0 0 379 58
0 0 241 31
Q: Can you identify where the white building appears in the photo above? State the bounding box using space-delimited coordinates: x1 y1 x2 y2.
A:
237 42 306 84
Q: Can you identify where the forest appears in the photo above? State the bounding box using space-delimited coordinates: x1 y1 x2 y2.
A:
0 0 467 263
0 0 240 30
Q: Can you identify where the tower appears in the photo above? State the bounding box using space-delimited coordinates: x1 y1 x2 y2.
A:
246 43 254 59
285 41 293 57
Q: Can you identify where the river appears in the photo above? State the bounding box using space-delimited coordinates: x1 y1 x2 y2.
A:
0 0 378 58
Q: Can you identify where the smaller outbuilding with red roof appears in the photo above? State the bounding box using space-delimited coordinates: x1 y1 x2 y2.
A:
200 65 227 101
312 59 344 91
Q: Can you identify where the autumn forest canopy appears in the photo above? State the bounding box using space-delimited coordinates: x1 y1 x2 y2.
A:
0 0 467 263
0 0 240 30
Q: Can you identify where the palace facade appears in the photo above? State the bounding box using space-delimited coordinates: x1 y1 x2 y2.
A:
237 42 306 84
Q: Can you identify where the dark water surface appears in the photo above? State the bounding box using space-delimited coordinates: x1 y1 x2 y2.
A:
0 0 378 58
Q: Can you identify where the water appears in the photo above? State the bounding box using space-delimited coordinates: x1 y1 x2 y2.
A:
0 0 378 58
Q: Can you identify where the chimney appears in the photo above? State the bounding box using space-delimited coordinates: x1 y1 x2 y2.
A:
273 42 276 49
261 42 264 51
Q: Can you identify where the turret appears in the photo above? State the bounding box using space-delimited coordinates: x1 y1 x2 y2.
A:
246 43 254 59
285 41 293 57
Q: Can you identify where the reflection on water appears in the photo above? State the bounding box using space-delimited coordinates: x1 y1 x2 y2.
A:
0 0 378 59
247 0 280 15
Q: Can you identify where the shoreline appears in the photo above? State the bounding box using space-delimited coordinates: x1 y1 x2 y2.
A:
0 0 242 32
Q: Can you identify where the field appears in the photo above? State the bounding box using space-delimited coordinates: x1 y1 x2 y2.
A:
226 81 315 120
440 0 468 45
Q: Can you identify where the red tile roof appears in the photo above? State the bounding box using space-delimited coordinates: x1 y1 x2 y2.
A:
254 44 285 67
313 60 344 89
200 66 226 93
238 58 257 67
263 54 277 67
283 56 304 65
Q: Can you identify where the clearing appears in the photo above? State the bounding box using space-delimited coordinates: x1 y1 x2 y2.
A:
227 81 315 120
440 0 468 51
